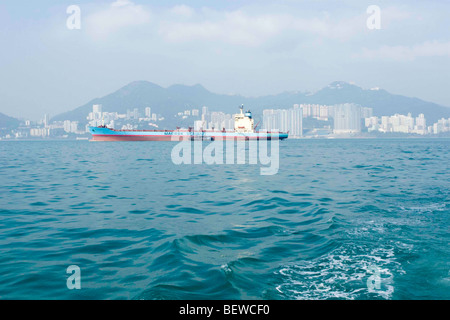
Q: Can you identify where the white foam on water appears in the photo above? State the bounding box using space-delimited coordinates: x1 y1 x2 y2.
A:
275 245 403 300
221 264 233 276
400 203 446 213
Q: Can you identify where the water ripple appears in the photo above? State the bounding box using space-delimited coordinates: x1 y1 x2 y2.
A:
0 139 448 299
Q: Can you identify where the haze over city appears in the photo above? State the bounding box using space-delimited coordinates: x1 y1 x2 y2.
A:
0 0 449 120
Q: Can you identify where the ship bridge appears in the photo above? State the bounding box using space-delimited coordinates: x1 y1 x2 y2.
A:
234 105 255 133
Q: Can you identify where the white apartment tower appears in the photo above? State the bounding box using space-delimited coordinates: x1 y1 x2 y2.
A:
333 103 362 134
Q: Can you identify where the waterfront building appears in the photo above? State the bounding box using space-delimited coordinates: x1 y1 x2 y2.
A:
333 103 361 134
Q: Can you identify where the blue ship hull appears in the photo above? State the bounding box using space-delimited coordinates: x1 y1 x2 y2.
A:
89 127 288 141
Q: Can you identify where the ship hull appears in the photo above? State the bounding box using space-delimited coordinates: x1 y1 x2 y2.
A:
90 134 176 141
89 127 288 141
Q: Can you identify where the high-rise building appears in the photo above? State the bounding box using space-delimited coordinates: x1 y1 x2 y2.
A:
88 104 104 126
70 121 79 133
333 103 361 134
361 107 373 119
319 105 329 120
381 116 390 132
365 116 379 132
377 113 415 133
30 128 48 137
414 113 427 135
433 118 450 134
63 120 72 133
263 106 303 137
145 107 151 118
93 104 102 114
290 107 303 137
201 106 209 123
365 113 430 134
209 112 233 130
194 120 204 131
263 109 278 132
300 104 331 121
44 114 50 128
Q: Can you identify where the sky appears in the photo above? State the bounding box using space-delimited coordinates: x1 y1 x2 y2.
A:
0 0 449 120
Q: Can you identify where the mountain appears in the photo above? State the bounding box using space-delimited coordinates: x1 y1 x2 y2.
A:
52 80 450 124
52 81 248 124
308 81 450 122
0 112 20 130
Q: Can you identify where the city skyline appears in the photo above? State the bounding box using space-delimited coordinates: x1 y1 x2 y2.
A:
4 101 450 140
3 79 449 124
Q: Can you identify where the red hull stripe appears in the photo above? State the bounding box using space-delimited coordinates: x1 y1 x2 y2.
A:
91 134 285 141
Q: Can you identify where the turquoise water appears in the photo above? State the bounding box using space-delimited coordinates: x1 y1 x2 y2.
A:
0 139 448 300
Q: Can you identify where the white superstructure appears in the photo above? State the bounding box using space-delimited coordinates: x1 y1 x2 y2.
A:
234 106 255 133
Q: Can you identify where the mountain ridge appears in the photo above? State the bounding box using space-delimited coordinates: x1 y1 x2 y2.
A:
0 112 20 130
46 80 450 124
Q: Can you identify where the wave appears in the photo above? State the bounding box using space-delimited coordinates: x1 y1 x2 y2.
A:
273 244 403 300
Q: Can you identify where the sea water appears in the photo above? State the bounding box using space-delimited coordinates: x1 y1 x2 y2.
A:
0 139 448 299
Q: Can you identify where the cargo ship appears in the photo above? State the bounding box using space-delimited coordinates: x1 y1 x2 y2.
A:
89 107 288 141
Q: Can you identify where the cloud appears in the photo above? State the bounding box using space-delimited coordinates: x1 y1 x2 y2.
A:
111 0 133 7
82 3 417 49
170 4 195 18
85 0 151 38
158 7 367 47
357 40 450 61
159 10 289 46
